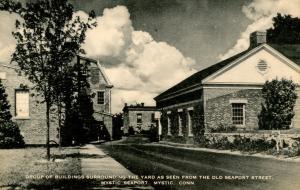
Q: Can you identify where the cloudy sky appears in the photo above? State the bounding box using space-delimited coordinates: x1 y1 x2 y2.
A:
1 0 300 113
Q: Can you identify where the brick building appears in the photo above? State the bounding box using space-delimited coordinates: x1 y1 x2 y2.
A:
122 103 158 134
0 55 113 145
155 31 300 143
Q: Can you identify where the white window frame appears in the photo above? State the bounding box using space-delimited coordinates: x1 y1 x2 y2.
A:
15 89 30 119
231 103 246 126
97 90 105 105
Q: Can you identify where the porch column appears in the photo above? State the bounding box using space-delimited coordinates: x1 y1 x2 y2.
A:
178 109 183 136
187 107 194 137
167 111 171 136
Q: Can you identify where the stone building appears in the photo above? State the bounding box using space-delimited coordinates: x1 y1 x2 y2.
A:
122 103 158 134
154 31 300 143
0 55 113 145
79 56 114 140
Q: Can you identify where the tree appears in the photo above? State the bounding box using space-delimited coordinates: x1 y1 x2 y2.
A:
267 13 300 44
0 79 24 148
61 59 98 145
0 0 96 160
258 79 298 130
0 80 12 122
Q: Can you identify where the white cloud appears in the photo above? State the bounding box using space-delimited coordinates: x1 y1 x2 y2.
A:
83 6 133 59
106 31 195 113
81 6 196 113
0 11 19 63
219 0 300 60
0 7 196 113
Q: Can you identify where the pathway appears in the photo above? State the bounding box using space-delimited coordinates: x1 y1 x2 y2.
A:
80 144 153 189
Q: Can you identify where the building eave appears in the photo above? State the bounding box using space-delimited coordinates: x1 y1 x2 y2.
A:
96 61 113 87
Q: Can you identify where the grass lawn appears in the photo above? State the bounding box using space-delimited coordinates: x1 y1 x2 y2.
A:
0 146 87 189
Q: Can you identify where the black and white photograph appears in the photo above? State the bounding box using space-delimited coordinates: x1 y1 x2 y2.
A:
0 0 300 189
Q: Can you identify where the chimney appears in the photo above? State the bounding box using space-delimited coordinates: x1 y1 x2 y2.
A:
249 31 266 48
141 103 144 107
124 103 127 107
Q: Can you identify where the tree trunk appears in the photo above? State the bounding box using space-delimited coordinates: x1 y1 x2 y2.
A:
58 102 62 150
46 101 50 160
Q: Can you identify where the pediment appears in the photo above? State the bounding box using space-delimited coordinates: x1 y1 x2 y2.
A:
203 45 300 85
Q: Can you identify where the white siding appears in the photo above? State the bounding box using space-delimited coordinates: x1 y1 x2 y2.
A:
205 48 300 85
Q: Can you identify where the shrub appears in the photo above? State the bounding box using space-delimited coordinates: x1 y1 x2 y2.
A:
0 122 25 148
286 138 300 157
259 79 297 130
128 126 135 136
204 134 276 153
231 135 275 152
213 136 232 150
203 133 300 157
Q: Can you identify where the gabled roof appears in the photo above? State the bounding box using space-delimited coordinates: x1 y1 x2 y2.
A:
154 49 251 100
154 43 300 101
97 61 113 88
269 44 300 66
78 55 113 88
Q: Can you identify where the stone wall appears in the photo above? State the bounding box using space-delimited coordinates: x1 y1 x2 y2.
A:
1 64 58 145
204 132 300 156
204 88 263 131
205 132 300 145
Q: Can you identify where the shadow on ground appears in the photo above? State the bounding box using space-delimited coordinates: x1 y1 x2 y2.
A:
52 153 107 159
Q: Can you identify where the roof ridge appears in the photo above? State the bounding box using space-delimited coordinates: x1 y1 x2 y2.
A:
154 49 251 100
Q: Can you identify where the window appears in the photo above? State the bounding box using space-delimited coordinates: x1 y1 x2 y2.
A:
232 103 245 125
15 90 29 118
137 113 142 124
97 91 104 104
